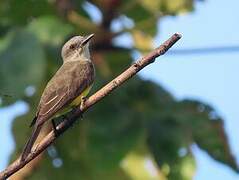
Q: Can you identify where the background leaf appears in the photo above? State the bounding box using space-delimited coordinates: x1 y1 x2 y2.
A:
0 28 46 106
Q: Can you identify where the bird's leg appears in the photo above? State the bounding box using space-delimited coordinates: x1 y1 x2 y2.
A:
51 118 59 137
51 113 67 136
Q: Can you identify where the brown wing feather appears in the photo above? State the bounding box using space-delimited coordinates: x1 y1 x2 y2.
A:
34 61 94 126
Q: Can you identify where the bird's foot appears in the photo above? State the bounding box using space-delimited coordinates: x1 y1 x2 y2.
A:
79 97 87 120
80 96 87 110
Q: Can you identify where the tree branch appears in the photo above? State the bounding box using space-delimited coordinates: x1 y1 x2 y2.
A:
0 33 181 180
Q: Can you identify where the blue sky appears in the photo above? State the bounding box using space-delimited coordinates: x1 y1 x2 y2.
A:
0 0 239 179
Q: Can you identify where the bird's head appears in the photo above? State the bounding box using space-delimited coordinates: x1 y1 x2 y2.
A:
61 34 94 62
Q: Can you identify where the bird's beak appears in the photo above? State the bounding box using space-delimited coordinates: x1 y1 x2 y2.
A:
81 34 94 47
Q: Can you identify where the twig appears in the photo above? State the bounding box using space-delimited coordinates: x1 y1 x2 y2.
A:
0 33 181 180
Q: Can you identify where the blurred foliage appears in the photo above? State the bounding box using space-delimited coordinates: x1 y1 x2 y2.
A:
0 0 238 179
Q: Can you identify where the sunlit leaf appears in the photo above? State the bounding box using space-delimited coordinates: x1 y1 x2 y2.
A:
132 30 154 52
121 150 165 180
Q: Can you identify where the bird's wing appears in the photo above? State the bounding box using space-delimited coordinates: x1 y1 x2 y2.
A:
34 62 94 126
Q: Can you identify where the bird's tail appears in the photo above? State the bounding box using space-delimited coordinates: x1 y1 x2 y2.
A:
21 124 42 161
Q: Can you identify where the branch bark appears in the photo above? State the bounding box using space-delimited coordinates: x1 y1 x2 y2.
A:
0 33 181 180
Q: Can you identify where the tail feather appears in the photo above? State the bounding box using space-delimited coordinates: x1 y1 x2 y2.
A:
21 124 42 161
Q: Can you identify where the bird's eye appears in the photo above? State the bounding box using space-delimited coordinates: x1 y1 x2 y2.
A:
69 44 76 49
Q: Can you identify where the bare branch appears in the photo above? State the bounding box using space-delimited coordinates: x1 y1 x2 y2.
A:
0 33 181 180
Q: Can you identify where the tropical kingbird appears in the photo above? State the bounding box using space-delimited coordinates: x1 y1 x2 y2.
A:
21 34 95 160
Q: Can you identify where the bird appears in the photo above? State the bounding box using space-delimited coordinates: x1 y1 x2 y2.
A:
21 34 95 160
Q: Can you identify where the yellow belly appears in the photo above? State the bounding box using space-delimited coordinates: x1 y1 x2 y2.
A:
55 85 93 117
70 85 92 106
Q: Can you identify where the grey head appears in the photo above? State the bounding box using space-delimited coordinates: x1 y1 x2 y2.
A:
61 34 94 62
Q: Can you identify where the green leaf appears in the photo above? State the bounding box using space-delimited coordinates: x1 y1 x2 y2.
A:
27 16 74 46
159 0 194 15
179 100 239 172
147 98 238 178
147 115 196 179
29 150 131 180
0 0 55 25
124 3 152 22
102 49 132 77
0 28 46 106
176 100 238 172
